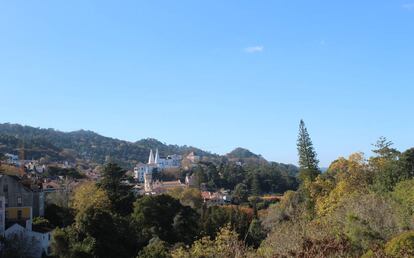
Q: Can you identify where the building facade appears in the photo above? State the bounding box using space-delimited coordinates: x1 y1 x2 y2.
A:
134 149 182 182
0 175 44 228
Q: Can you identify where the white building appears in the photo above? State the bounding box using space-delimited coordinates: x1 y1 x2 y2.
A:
134 149 182 182
5 223 52 257
5 153 19 166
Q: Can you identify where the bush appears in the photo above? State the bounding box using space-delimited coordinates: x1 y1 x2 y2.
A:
384 231 414 257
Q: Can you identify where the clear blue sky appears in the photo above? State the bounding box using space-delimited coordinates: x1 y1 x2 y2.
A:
1 1 414 166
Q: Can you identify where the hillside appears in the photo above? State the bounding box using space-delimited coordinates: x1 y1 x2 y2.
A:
226 147 263 159
0 123 217 168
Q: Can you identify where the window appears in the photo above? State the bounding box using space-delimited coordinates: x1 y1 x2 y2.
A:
17 210 22 220
3 184 8 193
17 196 22 206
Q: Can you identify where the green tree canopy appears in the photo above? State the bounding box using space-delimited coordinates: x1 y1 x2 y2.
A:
297 120 320 181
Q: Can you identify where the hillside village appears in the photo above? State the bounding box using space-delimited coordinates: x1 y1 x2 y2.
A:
0 126 298 257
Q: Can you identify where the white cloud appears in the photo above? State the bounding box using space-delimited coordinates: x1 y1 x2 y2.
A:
402 3 414 10
244 45 264 53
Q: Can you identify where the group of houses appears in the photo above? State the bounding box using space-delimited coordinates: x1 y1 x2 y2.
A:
133 150 232 205
0 148 230 256
0 174 52 257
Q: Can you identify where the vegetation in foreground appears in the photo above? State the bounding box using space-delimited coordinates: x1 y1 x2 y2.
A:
25 121 414 257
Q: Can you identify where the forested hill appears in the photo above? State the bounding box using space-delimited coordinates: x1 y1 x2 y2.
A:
226 147 262 159
0 123 217 167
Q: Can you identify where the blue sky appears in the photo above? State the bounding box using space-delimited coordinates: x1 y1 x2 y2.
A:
1 1 414 166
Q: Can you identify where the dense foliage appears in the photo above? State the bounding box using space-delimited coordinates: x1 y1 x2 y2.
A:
45 145 414 257
49 163 258 258
257 140 414 257
185 161 299 195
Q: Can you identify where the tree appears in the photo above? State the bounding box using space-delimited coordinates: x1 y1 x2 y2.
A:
171 225 248 258
167 187 203 210
245 218 266 248
399 148 414 179
232 183 248 204
97 163 135 215
297 120 320 181
132 195 200 245
200 206 251 239
45 203 74 228
370 137 402 192
193 166 208 188
372 137 399 159
76 207 138 258
71 182 111 221
137 237 170 258
51 226 94 258
250 172 261 196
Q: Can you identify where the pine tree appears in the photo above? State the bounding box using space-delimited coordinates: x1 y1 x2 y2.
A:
297 120 320 181
250 173 261 196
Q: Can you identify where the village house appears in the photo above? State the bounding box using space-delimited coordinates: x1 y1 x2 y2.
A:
201 190 232 205
0 174 52 256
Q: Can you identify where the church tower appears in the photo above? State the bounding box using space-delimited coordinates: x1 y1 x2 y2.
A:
144 169 153 192
148 149 155 164
154 149 160 165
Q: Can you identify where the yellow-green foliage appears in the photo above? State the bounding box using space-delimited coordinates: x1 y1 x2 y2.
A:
392 179 414 229
384 231 414 257
171 225 247 258
167 187 202 210
392 179 414 211
71 182 111 218
312 153 370 217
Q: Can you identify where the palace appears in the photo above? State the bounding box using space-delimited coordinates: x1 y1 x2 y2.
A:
133 149 182 182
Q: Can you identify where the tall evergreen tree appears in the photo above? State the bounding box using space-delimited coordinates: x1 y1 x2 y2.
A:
250 173 261 196
97 163 134 215
297 120 320 181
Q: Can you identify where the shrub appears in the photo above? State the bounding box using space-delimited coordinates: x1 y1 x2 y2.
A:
384 231 414 257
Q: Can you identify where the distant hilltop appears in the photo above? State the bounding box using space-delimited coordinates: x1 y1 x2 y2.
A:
0 123 288 169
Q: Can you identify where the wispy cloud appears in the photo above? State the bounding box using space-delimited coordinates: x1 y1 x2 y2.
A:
244 45 264 53
402 3 414 10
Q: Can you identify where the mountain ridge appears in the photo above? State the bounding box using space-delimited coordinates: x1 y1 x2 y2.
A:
0 123 280 169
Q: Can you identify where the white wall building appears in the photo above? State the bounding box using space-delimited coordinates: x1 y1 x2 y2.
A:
5 223 52 257
134 149 182 182
5 153 19 166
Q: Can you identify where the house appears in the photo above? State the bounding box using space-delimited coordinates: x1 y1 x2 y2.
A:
140 169 187 195
25 161 46 174
0 174 45 228
134 162 148 183
0 174 50 257
201 190 232 205
5 223 52 256
42 180 61 192
4 154 19 166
